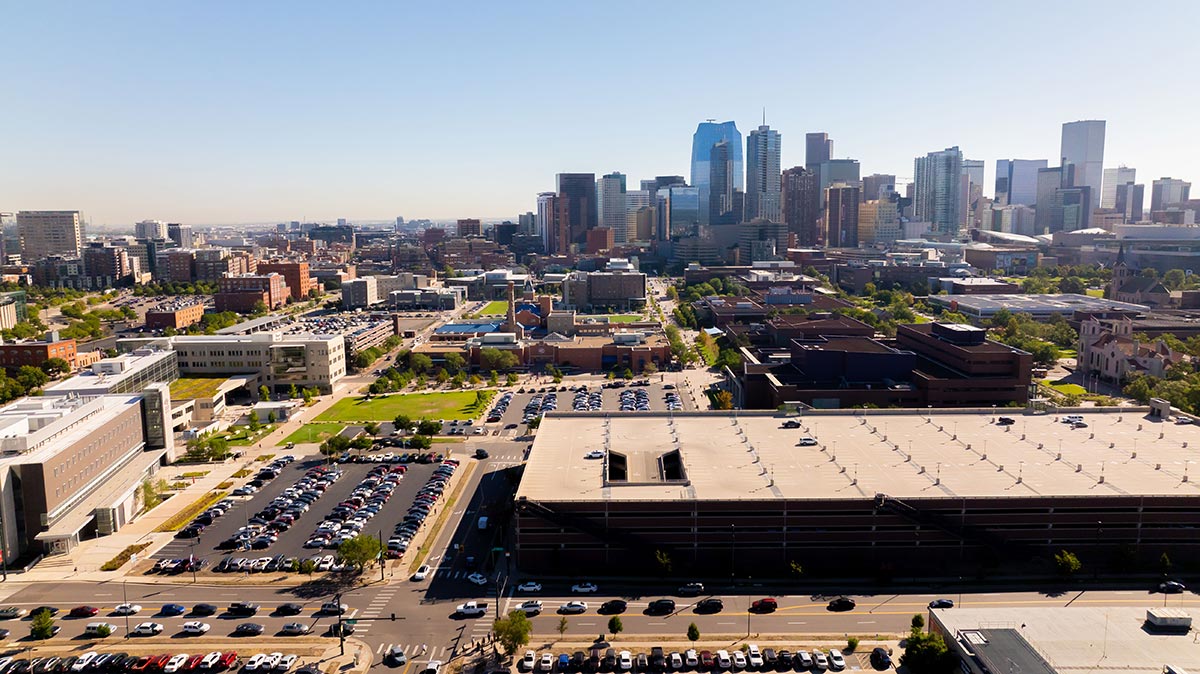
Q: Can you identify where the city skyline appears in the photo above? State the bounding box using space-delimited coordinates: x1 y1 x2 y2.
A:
3 2 1198 225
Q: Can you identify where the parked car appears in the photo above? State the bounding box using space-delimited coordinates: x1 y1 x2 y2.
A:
827 597 855 611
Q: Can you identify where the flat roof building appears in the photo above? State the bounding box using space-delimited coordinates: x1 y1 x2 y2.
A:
516 409 1200 578
43 348 178 399
928 293 1148 321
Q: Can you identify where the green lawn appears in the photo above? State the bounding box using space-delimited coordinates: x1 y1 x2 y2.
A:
603 314 643 323
479 301 509 315
1085 288 1104 297
316 391 494 422
1042 380 1087 396
278 423 346 446
214 424 277 446
170 377 227 400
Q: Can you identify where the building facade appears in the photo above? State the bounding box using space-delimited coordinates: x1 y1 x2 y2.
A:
691 121 743 226
781 166 821 246
914 147 964 237
1060 120 1106 211
17 211 82 261
745 125 782 223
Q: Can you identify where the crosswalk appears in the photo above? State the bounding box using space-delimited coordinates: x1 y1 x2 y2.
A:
374 643 453 661
349 586 400 634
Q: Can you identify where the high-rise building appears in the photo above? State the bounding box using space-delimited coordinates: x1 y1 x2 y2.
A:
624 190 651 242
708 141 738 225
858 196 900 245
862 174 896 202
1060 120 1106 211
691 121 742 225
824 183 861 248
167 223 195 248
1151 178 1192 211
556 173 597 248
596 172 628 242
995 159 1048 207
805 132 832 169
1114 182 1144 223
817 159 861 208
1052 186 1093 232
17 211 82 261
655 186 701 240
913 147 964 237
1101 167 1136 209
456 218 482 237
518 211 536 235
738 219 787 263
134 220 168 240
781 167 821 246
960 159 985 228
1035 167 1066 233
745 125 782 223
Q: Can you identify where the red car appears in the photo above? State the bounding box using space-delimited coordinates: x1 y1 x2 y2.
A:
217 652 239 671
751 597 778 613
130 657 154 673
149 655 172 671
68 606 99 618
699 651 714 668
183 655 205 672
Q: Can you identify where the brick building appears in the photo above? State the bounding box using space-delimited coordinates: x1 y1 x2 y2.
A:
145 301 205 331
214 273 289 313
257 260 315 301
0 336 78 368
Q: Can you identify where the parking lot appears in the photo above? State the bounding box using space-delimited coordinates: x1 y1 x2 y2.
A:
481 382 692 433
154 456 439 566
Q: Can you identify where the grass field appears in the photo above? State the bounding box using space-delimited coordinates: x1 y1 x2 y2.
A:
278 423 345 446
478 301 509 315
1042 380 1087 396
604 314 643 323
316 391 494 422
1085 288 1104 297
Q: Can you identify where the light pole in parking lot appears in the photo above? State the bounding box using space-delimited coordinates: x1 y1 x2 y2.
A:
121 578 131 638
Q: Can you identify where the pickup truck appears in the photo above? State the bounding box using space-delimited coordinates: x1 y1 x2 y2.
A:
455 601 489 617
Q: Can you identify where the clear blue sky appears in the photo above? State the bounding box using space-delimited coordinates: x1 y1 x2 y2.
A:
3 1 1197 226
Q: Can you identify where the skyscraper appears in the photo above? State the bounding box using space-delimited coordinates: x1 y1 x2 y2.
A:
135 219 168 240
1034 167 1066 233
824 183 861 248
781 166 821 246
995 159 1048 207
597 172 628 242
858 196 900 245
745 125 782 223
17 211 82 261
861 174 896 202
960 159 985 228
913 147 964 237
1101 167 1136 209
691 121 743 226
537 192 563 254
708 141 738 224
1060 120 1106 211
1114 182 1144 223
624 190 651 242
817 159 861 208
556 173 598 249
656 186 701 241
1151 178 1192 211
167 223 195 248
805 132 832 169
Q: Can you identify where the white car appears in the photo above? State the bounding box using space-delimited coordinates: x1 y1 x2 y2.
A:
182 621 211 635
618 652 633 671
413 564 432 581
522 652 536 671
113 603 142 615
828 650 845 671
518 600 543 615
466 572 488 586
244 655 269 672
275 655 297 672
422 661 442 674
715 651 731 670
70 654 98 672
571 582 598 593
798 437 819 446
132 622 163 636
747 645 763 669
731 651 747 670
559 601 588 614
813 651 829 671
669 653 683 670
685 651 699 669
516 581 542 592
539 654 554 673
585 450 605 459
262 654 283 671
796 651 814 669
320 601 348 614
281 622 309 635
163 655 190 674
199 652 223 670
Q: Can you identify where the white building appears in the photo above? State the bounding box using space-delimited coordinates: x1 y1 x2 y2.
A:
1060 119 1106 211
1101 166 1136 209
597 172 628 243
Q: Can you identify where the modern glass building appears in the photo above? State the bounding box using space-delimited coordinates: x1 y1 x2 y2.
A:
995 159 1048 207
913 147 964 237
746 125 782 223
1060 120 1106 211
656 186 702 240
691 121 742 226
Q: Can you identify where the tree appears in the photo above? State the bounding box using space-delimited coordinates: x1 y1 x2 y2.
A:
435 368 450 384
259 385 270 402
622 368 634 380
557 616 569 640
1057 276 1086 294
911 614 925 631
364 422 381 436
686 622 700 643
267 411 277 424
40 357 70 377
527 416 542 430
445 353 467 375
301 387 315 404
480 347 519 372
607 616 623 639
337 534 384 570
417 419 442 435
643 362 658 375
289 384 299 399
30 610 55 640
493 610 533 659
506 372 518 386
901 630 958 674
1164 269 1188 290
488 370 500 387
410 353 434 374
140 479 162 509
14 365 48 391
93 623 112 637
299 558 317 575
1160 552 1174 575
713 390 734 410
846 637 859 653
393 415 414 432
408 435 433 449
654 549 673 575
247 410 261 432
788 560 804 579
251 300 268 315
1055 549 1082 576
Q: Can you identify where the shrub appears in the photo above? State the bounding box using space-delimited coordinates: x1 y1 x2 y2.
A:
100 542 151 571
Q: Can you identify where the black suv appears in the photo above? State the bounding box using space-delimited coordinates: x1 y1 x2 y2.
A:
647 599 675 615
228 602 259 616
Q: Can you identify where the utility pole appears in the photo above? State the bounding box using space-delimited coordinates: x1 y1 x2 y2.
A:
335 592 345 655
378 530 386 582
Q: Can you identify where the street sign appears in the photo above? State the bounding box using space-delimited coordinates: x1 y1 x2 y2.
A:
345 619 358 624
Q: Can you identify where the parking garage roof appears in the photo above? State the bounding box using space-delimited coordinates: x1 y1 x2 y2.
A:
517 410 1200 503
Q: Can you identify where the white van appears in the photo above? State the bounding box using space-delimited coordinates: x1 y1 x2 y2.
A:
84 622 116 636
